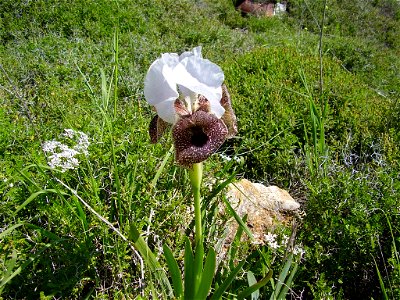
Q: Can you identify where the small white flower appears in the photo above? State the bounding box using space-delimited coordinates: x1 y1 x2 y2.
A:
264 232 279 249
42 140 63 152
219 153 232 161
269 241 280 249
264 232 277 244
144 46 225 124
62 128 76 139
292 245 305 257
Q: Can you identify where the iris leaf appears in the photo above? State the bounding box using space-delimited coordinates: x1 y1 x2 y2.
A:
163 244 183 299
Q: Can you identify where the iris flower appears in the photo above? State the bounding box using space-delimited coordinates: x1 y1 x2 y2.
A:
144 46 237 166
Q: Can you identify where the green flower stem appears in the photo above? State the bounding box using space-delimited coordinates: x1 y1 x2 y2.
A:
189 162 203 246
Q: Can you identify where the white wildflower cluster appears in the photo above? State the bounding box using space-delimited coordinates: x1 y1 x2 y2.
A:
42 129 90 172
264 232 305 258
219 153 243 164
264 232 279 249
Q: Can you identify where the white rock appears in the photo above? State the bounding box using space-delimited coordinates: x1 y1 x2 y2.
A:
223 179 300 245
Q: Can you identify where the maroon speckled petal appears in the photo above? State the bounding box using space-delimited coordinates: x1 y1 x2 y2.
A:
220 84 238 138
174 98 190 117
197 95 211 113
149 115 169 144
172 110 228 167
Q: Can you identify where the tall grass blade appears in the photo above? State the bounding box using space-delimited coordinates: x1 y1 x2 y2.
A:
204 172 237 203
277 262 298 299
15 189 68 214
373 256 389 300
1 229 60 291
71 195 89 232
223 194 254 241
210 260 246 300
0 223 24 240
151 145 173 188
237 269 273 300
128 224 172 295
101 69 109 110
229 214 247 269
269 254 293 300
104 114 123 224
0 250 18 294
113 28 119 119
247 271 259 300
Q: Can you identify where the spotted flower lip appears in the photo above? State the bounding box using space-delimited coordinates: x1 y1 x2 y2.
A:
172 110 228 167
144 46 225 123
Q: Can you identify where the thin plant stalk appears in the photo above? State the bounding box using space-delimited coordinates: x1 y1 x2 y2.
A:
113 28 119 119
189 162 203 246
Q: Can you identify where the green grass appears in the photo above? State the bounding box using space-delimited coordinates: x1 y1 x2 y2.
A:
1 0 400 298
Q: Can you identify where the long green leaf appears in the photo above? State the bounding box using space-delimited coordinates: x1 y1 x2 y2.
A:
196 247 216 300
0 245 51 290
128 224 172 295
204 172 237 203
151 145 173 188
71 195 89 232
223 195 254 241
193 242 205 296
184 237 195 300
15 189 68 213
25 224 62 241
163 244 183 299
277 262 298 299
0 250 18 293
229 214 247 269
0 223 24 240
247 271 259 300
210 260 246 300
270 254 293 300
238 269 273 300
373 256 389 300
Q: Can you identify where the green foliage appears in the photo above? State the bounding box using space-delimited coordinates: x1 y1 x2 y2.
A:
223 46 391 184
1 0 399 298
299 164 400 298
288 0 400 48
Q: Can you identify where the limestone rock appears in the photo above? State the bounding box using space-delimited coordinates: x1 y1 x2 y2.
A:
223 179 300 244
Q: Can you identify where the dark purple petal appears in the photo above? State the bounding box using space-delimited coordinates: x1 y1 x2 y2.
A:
172 110 228 167
149 115 169 144
220 84 238 138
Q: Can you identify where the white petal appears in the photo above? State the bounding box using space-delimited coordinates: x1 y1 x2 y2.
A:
161 53 180 68
174 56 225 117
154 99 177 124
182 56 224 90
144 54 179 106
179 46 203 60
208 86 225 118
